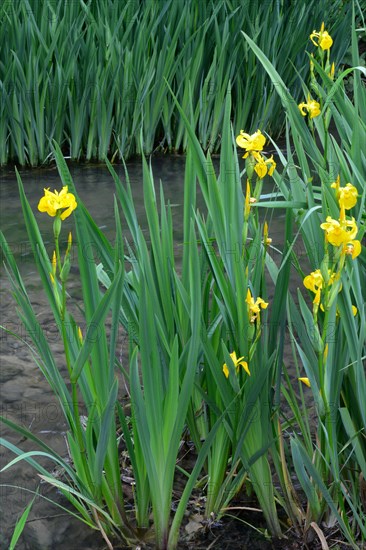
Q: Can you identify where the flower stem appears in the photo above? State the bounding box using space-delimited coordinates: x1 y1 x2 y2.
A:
54 232 94 493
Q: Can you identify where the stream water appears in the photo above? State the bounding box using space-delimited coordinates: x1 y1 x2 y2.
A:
0 157 295 549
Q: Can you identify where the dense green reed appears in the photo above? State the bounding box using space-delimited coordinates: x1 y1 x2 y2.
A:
0 0 351 166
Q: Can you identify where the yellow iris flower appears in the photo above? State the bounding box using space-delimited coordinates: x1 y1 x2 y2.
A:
246 288 268 323
333 182 358 211
298 98 321 119
38 186 77 220
223 351 250 378
303 268 337 294
320 216 358 247
236 129 266 158
310 22 333 50
252 152 276 179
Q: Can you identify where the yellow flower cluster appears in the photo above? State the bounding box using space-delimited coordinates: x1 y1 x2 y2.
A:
320 217 361 258
236 129 276 179
298 22 334 119
38 186 77 220
303 268 338 306
320 177 361 258
222 289 269 380
303 176 361 316
303 269 337 294
303 267 358 313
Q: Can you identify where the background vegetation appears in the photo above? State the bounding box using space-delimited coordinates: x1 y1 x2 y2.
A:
0 0 352 166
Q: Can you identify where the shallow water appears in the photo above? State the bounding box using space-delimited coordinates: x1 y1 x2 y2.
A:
0 157 294 549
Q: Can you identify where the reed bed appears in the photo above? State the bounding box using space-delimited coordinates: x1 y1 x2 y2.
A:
0 0 351 166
